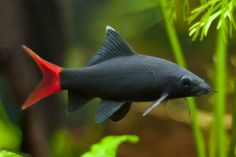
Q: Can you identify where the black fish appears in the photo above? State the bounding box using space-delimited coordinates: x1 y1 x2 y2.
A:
21 26 211 122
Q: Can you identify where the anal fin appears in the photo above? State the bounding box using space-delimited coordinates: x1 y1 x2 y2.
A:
67 90 92 113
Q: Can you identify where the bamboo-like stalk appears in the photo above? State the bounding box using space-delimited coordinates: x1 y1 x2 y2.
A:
159 1 206 157
228 79 236 157
213 26 227 157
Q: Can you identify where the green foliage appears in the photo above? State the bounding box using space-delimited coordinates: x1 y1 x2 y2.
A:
187 1 233 157
161 0 190 22
0 101 21 150
188 0 236 40
81 135 139 157
0 150 22 157
160 0 186 66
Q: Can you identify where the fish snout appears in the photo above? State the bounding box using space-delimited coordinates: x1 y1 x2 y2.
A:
200 82 212 94
194 82 212 96
202 86 212 94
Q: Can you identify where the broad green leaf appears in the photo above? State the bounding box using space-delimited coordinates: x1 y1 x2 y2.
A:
0 150 22 157
81 135 139 157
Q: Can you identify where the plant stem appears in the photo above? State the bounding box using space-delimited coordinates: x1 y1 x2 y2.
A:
214 26 227 157
159 1 206 157
200 0 206 4
228 79 236 157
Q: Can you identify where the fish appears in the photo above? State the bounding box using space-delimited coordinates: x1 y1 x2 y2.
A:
21 26 212 123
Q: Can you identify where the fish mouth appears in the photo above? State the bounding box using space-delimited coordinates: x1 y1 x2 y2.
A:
193 83 212 96
194 88 212 96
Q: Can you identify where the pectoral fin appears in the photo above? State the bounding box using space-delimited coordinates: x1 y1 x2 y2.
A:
165 98 191 122
95 100 129 123
142 93 169 116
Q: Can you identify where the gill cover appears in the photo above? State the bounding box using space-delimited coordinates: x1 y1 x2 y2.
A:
21 45 62 109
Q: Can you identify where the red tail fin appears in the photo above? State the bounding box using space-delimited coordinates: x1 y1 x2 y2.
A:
21 45 62 110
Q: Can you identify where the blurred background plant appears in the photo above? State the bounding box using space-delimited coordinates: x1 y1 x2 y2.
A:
0 101 21 151
0 0 236 157
0 150 22 157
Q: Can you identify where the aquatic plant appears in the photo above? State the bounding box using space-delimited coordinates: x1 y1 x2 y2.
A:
81 135 139 157
160 0 236 157
0 150 22 157
188 1 236 157
188 0 236 41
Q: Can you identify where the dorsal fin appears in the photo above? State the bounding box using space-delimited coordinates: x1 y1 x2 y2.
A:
87 26 136 66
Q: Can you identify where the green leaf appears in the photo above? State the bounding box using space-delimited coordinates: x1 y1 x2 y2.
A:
81 135 139 157
188 0 236 40
0 150 22 157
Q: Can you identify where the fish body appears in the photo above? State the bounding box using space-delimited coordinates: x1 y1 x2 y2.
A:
21 26 211 122
61 55 204 101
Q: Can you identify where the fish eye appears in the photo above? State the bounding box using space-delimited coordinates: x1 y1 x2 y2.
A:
181 76 192 89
